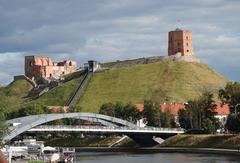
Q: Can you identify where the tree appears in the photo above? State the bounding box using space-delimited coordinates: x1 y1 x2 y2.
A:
0 108 8 163
0 108 7 147
99 102 115 117
16 103 49 117
219 82 240 133
178 92 218 133
225 114 240 133
114 102 125 118
202 118 217 134
99 102 140 123
69 106 82 112
143 100 161 127
123 103 140 123
198 92 218 133
178 108 191 129
219 82 240 113
161 110 176 128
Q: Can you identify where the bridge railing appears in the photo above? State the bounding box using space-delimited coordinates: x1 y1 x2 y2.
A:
30 125 185 132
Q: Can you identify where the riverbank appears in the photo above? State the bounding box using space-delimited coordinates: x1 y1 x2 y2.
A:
160 134 240 149
45 136 127 147
45 134 240 149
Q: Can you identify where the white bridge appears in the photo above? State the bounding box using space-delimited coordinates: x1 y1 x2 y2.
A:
4 112 185 146
28 125 184 134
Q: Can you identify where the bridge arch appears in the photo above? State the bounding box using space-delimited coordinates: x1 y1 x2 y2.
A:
4 112 137 141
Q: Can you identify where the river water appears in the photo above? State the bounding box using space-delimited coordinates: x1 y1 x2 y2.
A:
75 152 240 163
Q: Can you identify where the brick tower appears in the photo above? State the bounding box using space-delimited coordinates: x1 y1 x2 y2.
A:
168 28 193 56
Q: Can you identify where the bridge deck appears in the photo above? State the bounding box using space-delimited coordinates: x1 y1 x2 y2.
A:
27 125 185 134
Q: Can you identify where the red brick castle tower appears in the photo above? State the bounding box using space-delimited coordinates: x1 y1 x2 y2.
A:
168 28 193 56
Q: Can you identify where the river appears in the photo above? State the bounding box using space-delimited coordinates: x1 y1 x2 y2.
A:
75 152 240 163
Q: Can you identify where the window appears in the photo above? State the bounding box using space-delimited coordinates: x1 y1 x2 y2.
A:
187 50 189 52
177 42 180 46
186 42 189 46
186 36 188 40
178 48 181 52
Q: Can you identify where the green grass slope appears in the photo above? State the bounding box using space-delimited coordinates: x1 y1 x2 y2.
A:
29 76 83 106
0 77 83 116
161 134 240 149
4 79 33 98
0 79 33 114
76 61 227 112
45 136 120 147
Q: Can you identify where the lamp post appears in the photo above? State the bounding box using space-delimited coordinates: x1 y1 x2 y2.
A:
234 103 240 115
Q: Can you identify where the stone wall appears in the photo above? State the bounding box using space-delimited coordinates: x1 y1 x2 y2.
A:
164 53 200 63
13 75 37 87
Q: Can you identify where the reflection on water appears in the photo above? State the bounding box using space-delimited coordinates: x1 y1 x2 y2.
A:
75 152 240 163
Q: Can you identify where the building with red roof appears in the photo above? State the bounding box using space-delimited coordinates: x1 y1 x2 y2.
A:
47 106 69 113
136 102 230 125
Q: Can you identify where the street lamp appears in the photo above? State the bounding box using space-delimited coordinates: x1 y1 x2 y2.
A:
234 103 240 115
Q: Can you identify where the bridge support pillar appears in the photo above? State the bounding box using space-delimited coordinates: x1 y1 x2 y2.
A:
127 134 160 147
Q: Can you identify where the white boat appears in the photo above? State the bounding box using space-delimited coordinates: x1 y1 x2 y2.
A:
42 146 60 162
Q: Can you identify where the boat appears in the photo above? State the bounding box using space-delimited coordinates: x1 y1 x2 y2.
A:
42 146 60 162
59 148 75 162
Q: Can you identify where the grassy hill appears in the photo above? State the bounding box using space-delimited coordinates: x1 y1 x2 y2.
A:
76 60 227 112
0 79 33 114
29 76 83 106
0 60 228 116
0 77 83 117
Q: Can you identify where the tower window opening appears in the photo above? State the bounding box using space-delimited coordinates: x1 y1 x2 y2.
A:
177 42 180 46
186 36 188 40
187 42 189 46
187 50 189 52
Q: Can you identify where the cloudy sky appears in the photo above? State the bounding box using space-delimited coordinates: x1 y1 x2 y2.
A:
0 0 240 85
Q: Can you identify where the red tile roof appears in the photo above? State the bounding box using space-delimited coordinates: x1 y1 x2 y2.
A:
136 102 230 116
135 104 144 112
160 103 185 116
47 106 69 113
215 102 230 115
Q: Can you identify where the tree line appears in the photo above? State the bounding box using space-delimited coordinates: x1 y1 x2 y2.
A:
99 82 240 134
98 92 218 134
178 92 218 133
99 101 176 128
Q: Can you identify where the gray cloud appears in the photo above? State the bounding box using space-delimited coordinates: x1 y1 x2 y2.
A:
0 0 240 85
